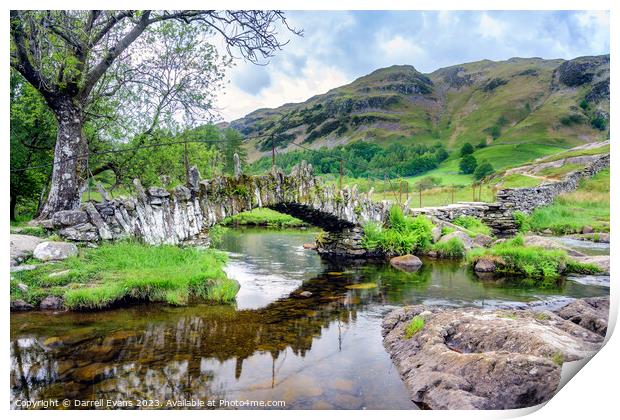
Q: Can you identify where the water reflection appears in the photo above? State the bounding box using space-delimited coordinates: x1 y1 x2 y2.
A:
10 228 609 410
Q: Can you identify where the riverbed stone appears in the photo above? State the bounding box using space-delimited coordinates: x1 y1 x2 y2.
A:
10 299 34 311
523 235 585 257
474 257 496 273
554 296 609 336
390 255 423 272
40 295 64 310
431 227 442 243
10 264 38 273
33 241 78 262
438 230 478 251
10 234 44 266
574 255 610 274
582 225 594 234
382 302 604 410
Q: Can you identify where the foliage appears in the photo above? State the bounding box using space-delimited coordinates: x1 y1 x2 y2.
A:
404 316 425 339
453 215 492 236
473 162 494 180
362 206 433 254
460 142 474 156
513 211 531 232
9 71 56 220
591 115 607 131
249 141 449 179
221 208 306 227
414 176 443 191
221 128 247 175
10 242 238 309
459 154 477 174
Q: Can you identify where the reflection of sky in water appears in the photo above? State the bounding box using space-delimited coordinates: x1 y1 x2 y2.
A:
219 229 326 310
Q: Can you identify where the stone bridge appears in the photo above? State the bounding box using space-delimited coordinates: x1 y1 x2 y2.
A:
49 153 609 257
50 161 392 246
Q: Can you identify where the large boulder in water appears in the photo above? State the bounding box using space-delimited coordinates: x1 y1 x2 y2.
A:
382 302 604 410
390 255 423 272
33 241 78 262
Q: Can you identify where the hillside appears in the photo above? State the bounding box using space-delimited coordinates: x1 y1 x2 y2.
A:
230 55 609 162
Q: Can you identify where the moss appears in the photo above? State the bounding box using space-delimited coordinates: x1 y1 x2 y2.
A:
552 352 564 366
404 316 425 339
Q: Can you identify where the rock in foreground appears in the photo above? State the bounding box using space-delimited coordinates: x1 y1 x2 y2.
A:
33 241 78 262
10 234 44 266
382 299 607 410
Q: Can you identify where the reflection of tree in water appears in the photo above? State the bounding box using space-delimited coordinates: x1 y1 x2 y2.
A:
10 265 383 407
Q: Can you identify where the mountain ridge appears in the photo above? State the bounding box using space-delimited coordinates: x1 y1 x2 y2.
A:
229 55 609 162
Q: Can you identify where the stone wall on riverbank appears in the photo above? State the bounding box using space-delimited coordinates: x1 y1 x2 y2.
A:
495 153 609 213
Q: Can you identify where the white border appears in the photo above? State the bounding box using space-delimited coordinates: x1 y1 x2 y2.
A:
2 1 617 419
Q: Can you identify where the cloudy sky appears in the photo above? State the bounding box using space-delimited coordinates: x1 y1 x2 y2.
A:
215 10 610 122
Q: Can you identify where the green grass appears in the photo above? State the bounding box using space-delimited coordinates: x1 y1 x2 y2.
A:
537 163 585 179
519 168 609 234
361 206 434 255
221 208 306 227
467 236 601 285
431 237 466 259
536 144 609 163
452 216 492 236
498 173 542 188
11 242 238 310
404 316 425 339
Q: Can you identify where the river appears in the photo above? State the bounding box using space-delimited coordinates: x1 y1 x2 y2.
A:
10 227 609 409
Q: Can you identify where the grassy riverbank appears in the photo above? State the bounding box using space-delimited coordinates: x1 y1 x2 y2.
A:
10 242 238 310
222 208 307 227
515 168 610 234
467 236 601 285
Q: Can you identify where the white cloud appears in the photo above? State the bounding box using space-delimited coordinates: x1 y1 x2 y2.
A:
216 59 350 121
378 34 428 66
477 13 506 39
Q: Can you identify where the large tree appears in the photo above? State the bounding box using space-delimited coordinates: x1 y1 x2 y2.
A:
10 10 299 219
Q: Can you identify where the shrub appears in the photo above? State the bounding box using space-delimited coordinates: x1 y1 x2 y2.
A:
459 154 477 174
513 211 531 232
591 115 607 131
361 206 434 255
404 316 425 339
460 142 474 156
474 162 494 180
453 215 492 236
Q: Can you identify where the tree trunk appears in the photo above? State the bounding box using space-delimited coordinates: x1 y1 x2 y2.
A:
10 194 17 222
38 97 88 219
